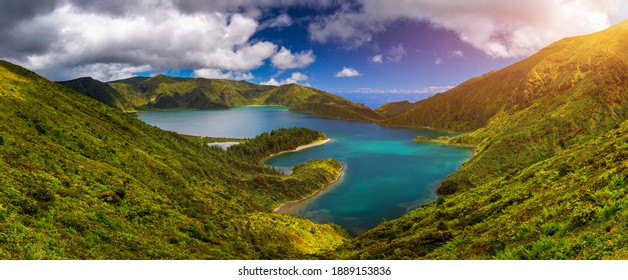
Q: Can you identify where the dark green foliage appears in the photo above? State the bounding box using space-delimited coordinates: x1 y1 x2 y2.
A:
0 60 346 259
58 77 134 111
228 128 325 161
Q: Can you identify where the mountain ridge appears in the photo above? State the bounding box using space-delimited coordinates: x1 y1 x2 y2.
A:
60 75 384 122
378 19 628 132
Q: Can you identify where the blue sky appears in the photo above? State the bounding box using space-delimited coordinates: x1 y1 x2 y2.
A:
249 11 520 92
1 0 626 95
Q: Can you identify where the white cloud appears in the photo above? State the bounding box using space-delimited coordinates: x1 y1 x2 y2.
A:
335 67 361 78
271 46 316 70
261 72 309 85
434 58 442 65
450 50 464 57
2 3 285 80
386 43 407 62
261 78 280 86
340 86 454 94
309 0 627 58
57 63 153 82
193 68 253 81
371 54 383 63
286 72 309 83
308 10 386 48
260 13 292 29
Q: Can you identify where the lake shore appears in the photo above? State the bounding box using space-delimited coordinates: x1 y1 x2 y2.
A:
264 138 332 161
273 162 345 214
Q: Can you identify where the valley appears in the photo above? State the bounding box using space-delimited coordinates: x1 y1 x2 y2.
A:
1 18 626 260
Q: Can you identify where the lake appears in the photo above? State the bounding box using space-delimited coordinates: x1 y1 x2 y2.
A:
137 106 472 235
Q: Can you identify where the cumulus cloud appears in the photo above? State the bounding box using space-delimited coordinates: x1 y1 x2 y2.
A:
0 1 333 81
0 3 281 81
261 72 309 85
335 67 361 78
370 54 383 63
271 47 316 70
308 0 628 57
56 63 153 82
193 69 254 81
260 78 281 86
308 9 386 48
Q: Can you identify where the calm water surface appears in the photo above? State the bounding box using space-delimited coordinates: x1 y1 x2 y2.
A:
137 106 472 235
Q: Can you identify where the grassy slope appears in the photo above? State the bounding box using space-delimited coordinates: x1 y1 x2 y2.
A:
375 100 415 119
379 20 628 133
57 77 134 111
336 20 628 259
0 61 346 259
439 20 628 191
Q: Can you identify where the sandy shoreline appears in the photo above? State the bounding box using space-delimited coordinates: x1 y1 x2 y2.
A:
273 163 345 213
264 138 332 161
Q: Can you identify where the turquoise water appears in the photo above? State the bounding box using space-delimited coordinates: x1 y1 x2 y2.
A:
137 106 472 235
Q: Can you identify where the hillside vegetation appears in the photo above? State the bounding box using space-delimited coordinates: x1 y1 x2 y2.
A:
336 20 628 259
385 19 628 192
57 77 134 111
0 60 346 259
380 21 627 133
2 19 626 260
61 75 383 122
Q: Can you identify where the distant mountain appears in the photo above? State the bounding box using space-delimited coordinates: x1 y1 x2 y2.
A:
336 19 628 259
379 19 628 133
60 74 384 122
57 77 134 111
262 84 385 122
375 100 415 119
0 60 346 259
109 74 272 109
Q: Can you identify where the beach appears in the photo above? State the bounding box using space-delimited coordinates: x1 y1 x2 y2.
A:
273 162 345 213
262 137 344 214
264 138 332 160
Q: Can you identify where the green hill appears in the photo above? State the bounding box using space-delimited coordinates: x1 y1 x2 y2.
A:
107 74 272 109
379 20 628 133
375 100 415 119
261 84 384 122
335 20 628 259
0 60 346 259
63 75 384 122
57 77 134 111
